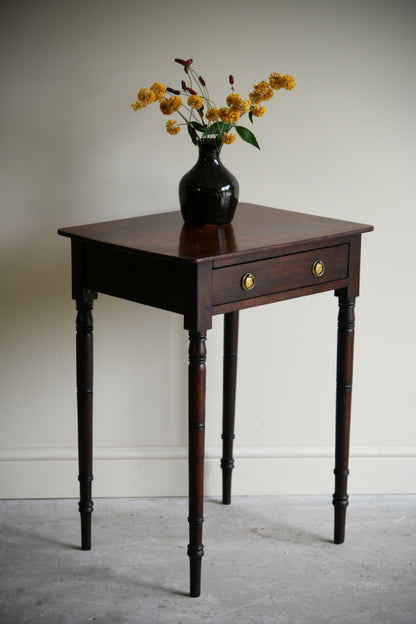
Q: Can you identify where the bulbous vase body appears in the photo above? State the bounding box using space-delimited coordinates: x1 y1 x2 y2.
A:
179 140 239 226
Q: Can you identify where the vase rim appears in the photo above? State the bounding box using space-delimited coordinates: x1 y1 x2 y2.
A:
198 137 216 142
197 137 222 150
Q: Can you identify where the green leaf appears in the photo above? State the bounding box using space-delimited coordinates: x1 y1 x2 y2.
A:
203 121 232 136
248 111 253 124
203 122 222 136
235 125 260 149
190 121 206 132
187 124 198 145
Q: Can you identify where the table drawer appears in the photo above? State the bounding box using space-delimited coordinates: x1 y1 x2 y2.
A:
212 244 349 305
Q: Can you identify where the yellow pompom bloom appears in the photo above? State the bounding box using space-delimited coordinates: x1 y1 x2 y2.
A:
261 86 273 101
226 93 243 108
227 108 240 123
252 105 266 117
269 73 284 90
166 119 180 135
137 88 157 106
131 100 143 111
218 107 240 123
160 95 183 115
250 81 274 102
169 95 183 112
218 107 230 122
282 74 296 90
222 133 236 144
206 107 219 122
269 73 296 91
150 82 166 101
239 99 251 113
188 94 203 109
159 101 170 115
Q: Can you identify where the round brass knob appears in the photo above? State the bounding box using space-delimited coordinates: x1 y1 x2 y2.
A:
312 259 325 277
241 272 256 291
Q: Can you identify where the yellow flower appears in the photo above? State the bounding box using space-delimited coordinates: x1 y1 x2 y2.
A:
282 74 296 90
206 107 219 122
222 133 236 144
226 93 243 108
150 82 166 101
269 73 296 90
250 81 274 102
218 107 230 122
252 105 266 117
166 119 180 135
269 73 284 90
218 107 240 123
228 108 240 123
160 95 183 115
137 88 157 106
188 94 203 109
131 100 143 111
160 101 169 114
169 95 183 112
239 99 251 113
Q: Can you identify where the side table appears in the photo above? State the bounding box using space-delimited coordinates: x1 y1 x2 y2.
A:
58 203 373 597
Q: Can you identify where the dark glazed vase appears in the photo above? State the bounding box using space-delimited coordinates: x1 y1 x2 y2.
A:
179 139 239 226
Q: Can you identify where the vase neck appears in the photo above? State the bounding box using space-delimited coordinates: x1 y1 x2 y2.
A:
197 140 222 165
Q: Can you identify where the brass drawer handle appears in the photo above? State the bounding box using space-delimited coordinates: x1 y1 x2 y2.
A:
241 272 256 291
312 259 325 277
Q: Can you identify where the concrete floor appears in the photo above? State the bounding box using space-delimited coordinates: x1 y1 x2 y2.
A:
1 495 415 624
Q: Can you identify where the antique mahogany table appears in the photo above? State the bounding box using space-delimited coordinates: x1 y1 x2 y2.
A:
58 203 373 597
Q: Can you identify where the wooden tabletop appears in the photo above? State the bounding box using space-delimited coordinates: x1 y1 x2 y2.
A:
58 203 373 264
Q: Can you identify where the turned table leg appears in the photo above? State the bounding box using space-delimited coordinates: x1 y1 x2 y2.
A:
221 311 239 505
333 293 356 544
76 296 95 550
187 331 207 597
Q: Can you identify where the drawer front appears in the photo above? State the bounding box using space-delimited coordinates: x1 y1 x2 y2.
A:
212 244 349 305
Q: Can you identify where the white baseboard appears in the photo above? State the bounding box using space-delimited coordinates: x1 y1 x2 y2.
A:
1 446 415 498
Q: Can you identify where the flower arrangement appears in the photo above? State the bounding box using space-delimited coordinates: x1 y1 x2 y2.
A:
131 58 295 150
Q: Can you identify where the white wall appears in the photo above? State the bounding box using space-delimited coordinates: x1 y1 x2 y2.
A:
1 0 415 498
